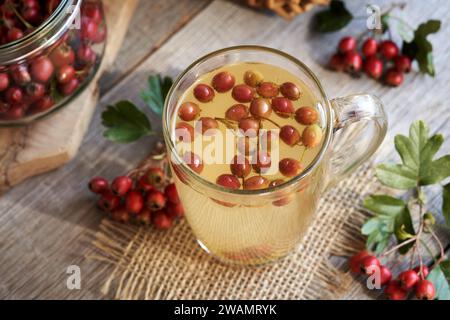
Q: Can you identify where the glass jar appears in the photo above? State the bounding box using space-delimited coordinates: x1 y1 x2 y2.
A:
0 0 106 125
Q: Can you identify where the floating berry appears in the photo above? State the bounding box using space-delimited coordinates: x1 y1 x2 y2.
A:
349 251 370 274
1 104 25 120
226 104 249 122
0 73 9 91
196 117 219 136
146 190 167 211
77 45 96 65
153 210 173 230
175 122 195 143
384 281 407 300
250 98 272 118
216 174 241 190
364 56 383 79
212 71 235 92
29 96 54 114
194 84 215 103
125 190 144 215
232 84 255 103
11 65 31 86
243 176 270 190
252 151 271 174
329 53 345 71
280 82 301 101
111 176 133 196
165 183 180 204
230 155 251 178
272 97 294 118
295 107 318 125
97 191 121 212
379 40 399 60
59 78 80 96
238 118 260 136
56 65 76 84
5 87 23 104
338 36 356 53
280 125 301 146
270 179 293 207
415 280 435 300
25 82 45 102
50 44 75 67
183 152 204 174
385 68 404 87
244 70 264 87
362 38 378 57
89 177 109 194
146 168 165 185
257 82 279 98
302 125 323 148
279 158 302 178
394 55 412 73
178 102 200 121
398 270 420 290
30 57 54 83
343 51 363 73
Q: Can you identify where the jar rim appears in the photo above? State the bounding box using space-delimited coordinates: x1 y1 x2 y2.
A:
163 45 334 196
0 0 81 65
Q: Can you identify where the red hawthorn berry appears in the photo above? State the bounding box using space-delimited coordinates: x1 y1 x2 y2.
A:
360 255 381 275
137 208 152 225
379 40 399 60
343 51 363 73
415 280 436 300
125 190 144 215
362 38 378 57
364 56 383 79
97 191 121 212
146 190 167 211
137 175 155 193
111 176 133 196
394 55 412 73
398 270 420 290
385 68 404 87
164 183 180 204
329 53 345 71
349 251 370 274
338 36 357 53
384 281 408 300
379 266 392 286
167 202 185 219
88 177 109 194
146 167 165 185
413 266 430 279
111 206 130 224
153 210 173 230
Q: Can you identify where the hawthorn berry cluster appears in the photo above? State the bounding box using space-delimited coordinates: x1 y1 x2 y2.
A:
89 167 184 230
0 0 106 120
350 251 436 300
329 36 411 87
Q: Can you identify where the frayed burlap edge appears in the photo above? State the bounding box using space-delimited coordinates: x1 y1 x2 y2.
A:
86 165 376 300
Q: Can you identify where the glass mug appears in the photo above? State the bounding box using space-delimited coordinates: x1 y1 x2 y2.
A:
163 46 387 265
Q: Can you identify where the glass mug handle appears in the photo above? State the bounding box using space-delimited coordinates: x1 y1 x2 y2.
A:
327 94 388 188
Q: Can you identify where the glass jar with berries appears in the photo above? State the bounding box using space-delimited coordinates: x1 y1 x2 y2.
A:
0 0 107 125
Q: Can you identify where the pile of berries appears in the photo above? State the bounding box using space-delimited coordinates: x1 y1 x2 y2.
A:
329 36 411 87
0 0 106 120
88 167 185 230
350 251 436 300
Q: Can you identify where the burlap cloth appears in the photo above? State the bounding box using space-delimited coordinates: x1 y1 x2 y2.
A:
87 165 375 300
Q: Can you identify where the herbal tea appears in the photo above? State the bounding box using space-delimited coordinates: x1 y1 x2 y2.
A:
170 62 327 264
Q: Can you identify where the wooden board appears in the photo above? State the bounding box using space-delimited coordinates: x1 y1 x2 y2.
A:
0 0 448 299
0 0 138 194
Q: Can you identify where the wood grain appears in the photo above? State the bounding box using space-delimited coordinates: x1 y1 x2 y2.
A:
0 0 139 194
0 0 449 299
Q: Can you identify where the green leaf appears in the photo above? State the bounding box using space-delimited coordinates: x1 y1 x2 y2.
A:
402 20 441 76
427 260 450 300
140 74 173 115
443 183 450 228
363 195 415 254
377 121 450 189
314 0 353 33
101 100 153 143
375 164 417 189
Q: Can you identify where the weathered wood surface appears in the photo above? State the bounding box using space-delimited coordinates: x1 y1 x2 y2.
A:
0 0 448 299
0 0 139 194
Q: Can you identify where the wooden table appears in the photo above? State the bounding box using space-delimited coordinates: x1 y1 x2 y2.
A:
0 0 449 299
